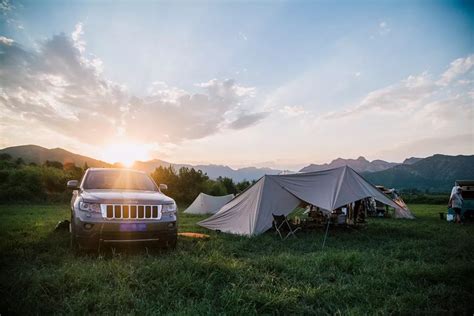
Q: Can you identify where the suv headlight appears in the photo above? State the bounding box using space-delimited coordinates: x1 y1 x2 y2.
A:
162 202 177 214
79 201 101 213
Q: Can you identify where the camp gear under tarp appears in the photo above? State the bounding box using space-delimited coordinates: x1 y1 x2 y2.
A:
184 193 235 215
198 166 402 236
375 186 415 219
391 198 414 219
272 214 301 240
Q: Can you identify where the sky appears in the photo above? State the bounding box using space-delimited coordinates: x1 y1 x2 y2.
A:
0 0 473 170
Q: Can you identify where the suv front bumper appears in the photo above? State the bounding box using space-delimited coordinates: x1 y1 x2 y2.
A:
74 219 177 250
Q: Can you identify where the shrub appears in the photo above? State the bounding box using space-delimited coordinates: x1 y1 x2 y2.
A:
0 162 85 203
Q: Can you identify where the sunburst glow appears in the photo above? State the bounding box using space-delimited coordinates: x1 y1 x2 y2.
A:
101 143 150 167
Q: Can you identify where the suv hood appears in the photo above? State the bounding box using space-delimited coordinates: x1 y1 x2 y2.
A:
81 190 175 205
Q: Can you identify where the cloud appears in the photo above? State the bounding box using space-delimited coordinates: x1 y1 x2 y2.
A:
375 134 474 161
412 94 473 130
325 72 436 119
0 0 14 15
71 22 85 53
238 31 248 41
323 54 474 121
279 105 307 116
196 78 256 98
318 54 473 158
0 33 124 144
0 30 264 146
437 54 474 86
0 36 13 45
126 79 260 142
1 0 24 30
228 112 269 129
379 21 391 35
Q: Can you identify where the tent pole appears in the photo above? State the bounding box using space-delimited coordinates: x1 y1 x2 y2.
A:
322 217 331 250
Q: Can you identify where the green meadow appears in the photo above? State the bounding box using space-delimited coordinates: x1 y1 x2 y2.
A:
0 204 473 315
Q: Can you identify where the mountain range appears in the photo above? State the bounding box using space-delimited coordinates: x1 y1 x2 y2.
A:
364 154 474 192
299 156 399 173
0 145 282 182
1 144 472 191
132 159 282 182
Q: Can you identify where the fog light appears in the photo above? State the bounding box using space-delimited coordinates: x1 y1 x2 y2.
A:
84 223 93 230
168 222 175 228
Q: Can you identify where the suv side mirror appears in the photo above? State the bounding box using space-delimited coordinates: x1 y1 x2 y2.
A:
159 183 168 191
67 180 79 189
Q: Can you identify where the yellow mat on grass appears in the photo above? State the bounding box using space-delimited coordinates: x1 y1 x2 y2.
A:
178 232 210 239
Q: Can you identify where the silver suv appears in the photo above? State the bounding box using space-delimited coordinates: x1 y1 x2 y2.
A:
67 168 177 251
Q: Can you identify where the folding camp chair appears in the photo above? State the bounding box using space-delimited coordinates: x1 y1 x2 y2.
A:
272 214 301 240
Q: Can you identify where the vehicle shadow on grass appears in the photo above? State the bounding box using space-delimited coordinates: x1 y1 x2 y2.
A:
51 230 214 259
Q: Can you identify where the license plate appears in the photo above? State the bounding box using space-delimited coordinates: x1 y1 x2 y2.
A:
119 223 147 232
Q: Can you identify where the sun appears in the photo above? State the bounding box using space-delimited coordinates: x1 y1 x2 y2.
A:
101 143 150 167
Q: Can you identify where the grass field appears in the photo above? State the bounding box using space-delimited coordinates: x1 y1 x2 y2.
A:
0 204 473 315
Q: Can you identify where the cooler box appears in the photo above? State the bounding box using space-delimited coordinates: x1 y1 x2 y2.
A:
447 208 455 222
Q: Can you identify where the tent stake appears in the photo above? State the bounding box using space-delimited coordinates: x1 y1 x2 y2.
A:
322 218 330 250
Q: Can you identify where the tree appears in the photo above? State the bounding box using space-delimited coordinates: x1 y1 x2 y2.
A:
176 167 210 203
205 180 227 196
63 162 76 171
217 176 237 195
236 179 252 193
64 162 84 180
44 160 63 169
0 153 12 161
0 166 46 202
41 166 68 194
151 166 179 199
0 156 15 170
15 157 25 166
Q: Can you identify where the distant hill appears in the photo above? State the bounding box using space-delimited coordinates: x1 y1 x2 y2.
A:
403 157 423 165
0 145 282 182
0 145 111 168
364 154 474 192
132 159 183 173
194 165 281 182
133 160 282 182
300 156 398 173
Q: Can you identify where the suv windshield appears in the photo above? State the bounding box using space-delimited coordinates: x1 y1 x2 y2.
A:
83 170 157 191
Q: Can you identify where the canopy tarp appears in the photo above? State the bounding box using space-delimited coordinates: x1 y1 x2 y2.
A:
184 193 235 215
198 166 402 236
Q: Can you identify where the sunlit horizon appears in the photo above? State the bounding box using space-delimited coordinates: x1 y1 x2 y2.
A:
100 143 151 167
0 0 472 170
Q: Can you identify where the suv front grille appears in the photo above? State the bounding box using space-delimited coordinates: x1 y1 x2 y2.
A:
101 204 162 220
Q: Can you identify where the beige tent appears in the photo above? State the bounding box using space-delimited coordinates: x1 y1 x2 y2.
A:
199 166 403 236
184 193 235 215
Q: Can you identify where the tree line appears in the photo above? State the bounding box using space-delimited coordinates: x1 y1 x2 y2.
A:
0 154 254 204
150 166 256 204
